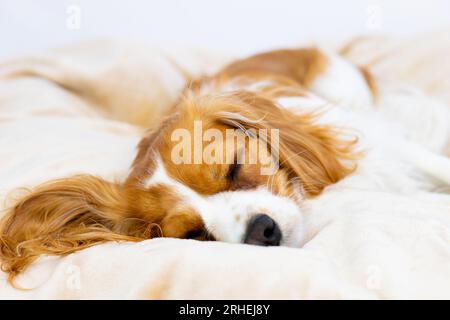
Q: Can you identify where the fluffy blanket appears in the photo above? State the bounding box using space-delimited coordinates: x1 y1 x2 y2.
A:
0 34 449 299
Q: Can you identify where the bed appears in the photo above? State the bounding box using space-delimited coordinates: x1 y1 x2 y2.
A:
1 33 449 299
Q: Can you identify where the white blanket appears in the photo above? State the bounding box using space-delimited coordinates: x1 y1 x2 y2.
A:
0 36 449 299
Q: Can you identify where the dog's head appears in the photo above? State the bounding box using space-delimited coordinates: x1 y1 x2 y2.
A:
126 90 356 246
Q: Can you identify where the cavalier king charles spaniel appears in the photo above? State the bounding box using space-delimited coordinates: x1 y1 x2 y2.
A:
1 47 449 283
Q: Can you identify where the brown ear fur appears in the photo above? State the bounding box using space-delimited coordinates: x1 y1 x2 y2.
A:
185 91 358 195
218 48 328 87
0 175 160 286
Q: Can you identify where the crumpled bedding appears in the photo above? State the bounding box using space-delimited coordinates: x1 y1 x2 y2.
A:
1 35 449 299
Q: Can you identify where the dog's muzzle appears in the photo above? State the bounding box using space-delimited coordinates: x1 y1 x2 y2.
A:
244 214 282 246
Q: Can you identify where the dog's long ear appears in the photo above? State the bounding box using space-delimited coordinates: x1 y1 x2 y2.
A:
127 112 180 186
0 175 157 285
209 91 358 195
218 47 328 87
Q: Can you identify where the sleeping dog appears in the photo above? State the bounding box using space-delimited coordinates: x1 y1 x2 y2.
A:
1 47 449 283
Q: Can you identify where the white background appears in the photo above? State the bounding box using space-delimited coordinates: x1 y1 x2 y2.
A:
1 0 449 59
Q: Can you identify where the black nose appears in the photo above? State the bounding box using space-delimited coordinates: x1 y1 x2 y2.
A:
244 214 282 246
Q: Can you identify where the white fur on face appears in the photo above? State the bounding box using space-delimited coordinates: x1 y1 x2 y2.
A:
144 157 304 246
206 189 304 246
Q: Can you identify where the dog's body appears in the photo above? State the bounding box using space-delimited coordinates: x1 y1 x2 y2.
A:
1 47 449 283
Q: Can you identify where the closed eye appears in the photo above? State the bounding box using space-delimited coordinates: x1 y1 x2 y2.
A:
185 229 205 240
185 229 216 241
227 163 241 182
